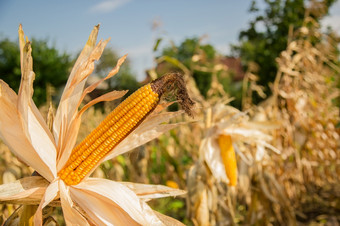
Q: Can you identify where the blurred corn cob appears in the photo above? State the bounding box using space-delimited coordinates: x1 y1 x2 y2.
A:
218 134 237 187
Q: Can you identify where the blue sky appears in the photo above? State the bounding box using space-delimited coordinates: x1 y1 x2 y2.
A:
0 0 339 81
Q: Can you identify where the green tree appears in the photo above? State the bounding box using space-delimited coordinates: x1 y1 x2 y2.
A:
161 38 216 98
0 37 72 106
156 37 244 108
232 0 336 102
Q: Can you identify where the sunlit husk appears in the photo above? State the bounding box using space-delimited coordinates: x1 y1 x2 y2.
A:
0 24 189 225
0 176 61 208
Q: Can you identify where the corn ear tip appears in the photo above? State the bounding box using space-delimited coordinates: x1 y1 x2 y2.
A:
151 73 195 118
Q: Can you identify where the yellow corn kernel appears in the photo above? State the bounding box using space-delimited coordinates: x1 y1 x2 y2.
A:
58 83 159 185
166 180 179 189
218 134 237 186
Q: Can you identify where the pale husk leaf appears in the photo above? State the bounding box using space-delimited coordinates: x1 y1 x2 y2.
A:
0 176 48 205
203 137 229 183
17 25 57 153
120 182 186 200
0 81 55 181
153 211 186 226
78 90 128 116
76 54 127 111
55 37 111 162
255 144 266 161
56 38 110 160
25 109 57 177
196 189 209 226
104 111 184 161
221 126 272 142
70 187 140 225
53 25 101 150
56 89 128 171
59 180 90 225
5 25 58 180
72 178 164 225
34 179 59 225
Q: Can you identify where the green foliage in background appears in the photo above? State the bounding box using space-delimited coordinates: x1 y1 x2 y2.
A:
0 38 139 106
0 38 72 106
146 132 193 224
158 37 244 107
232 0 337 102
161 38 216 98
94 47 139 96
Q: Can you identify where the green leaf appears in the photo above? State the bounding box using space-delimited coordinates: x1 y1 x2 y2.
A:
153 38 162 52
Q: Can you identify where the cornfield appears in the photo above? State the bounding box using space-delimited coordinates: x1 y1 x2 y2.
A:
0 5 339 226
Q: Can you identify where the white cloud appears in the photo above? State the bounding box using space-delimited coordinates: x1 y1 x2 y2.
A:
90 0 131 14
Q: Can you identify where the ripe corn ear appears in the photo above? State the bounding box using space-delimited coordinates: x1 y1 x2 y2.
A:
218 134 237 186
58 83 159 185
58 73 194 186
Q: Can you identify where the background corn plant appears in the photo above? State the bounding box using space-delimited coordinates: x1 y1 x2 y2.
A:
1 1 339 225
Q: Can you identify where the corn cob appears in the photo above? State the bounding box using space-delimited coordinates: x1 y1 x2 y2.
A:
218 134 237 186
58 73 194 185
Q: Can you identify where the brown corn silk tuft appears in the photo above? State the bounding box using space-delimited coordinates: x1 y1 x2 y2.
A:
58 73 194 185
151 72 195 117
